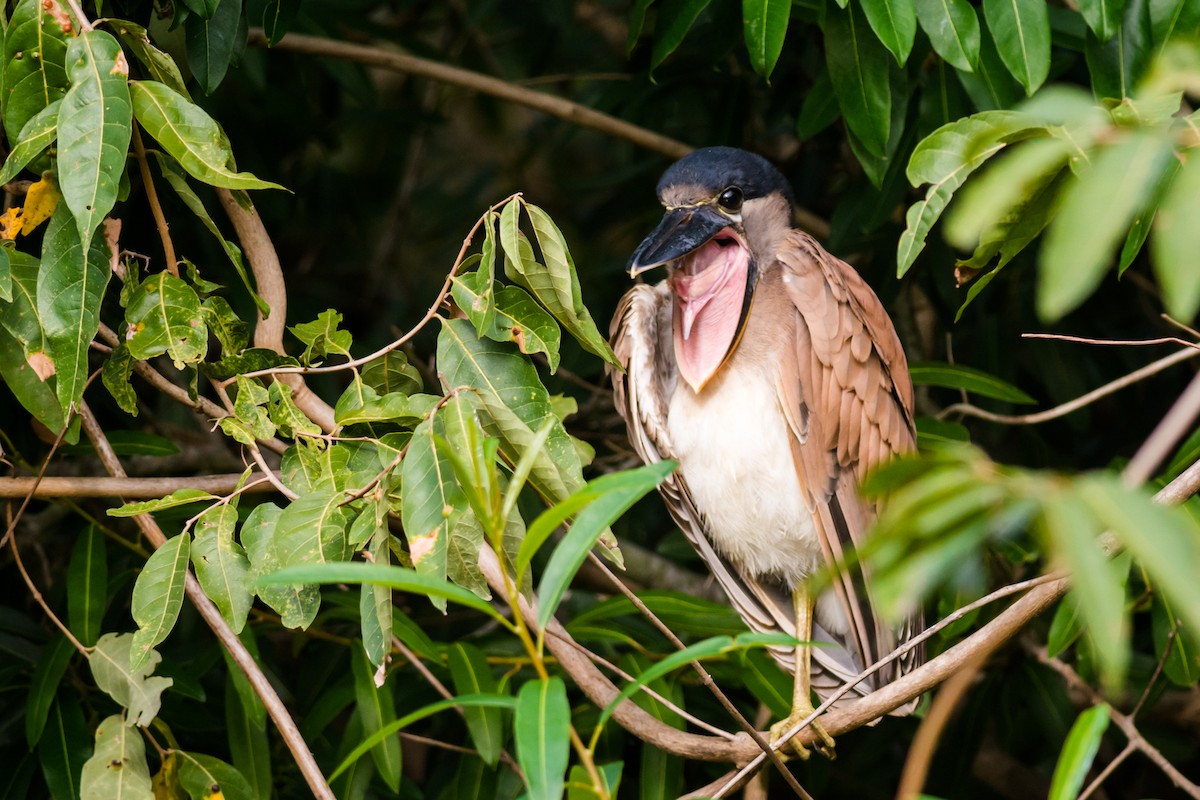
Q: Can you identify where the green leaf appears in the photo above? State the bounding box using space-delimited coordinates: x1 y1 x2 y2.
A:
362 350 422 396
201 347 299 381
38 696 90 800
114 19 190 97
261 562 508 625
0 322 67 437
177 751 256 800
351 643 401 792
101 343 139 416
536 462 675 631
181 0 223 18
131 80 284 190
401 412 463 607
1085 0 1152 100
1152 593 1200 686
68 525 107 647
80 715 154 800
956 18 1023 110
359 527 392 668
909 361 1036 403
2 0 70 141
58 30 132 246
1119 155 1179 275
915 0 980 72
192 501 253 633
124 270 209 365
1048 704 1110 800
1151 146 1200 321
25 636 74 748
796 70 840 139
291 308 352 363
861 0 917 66
259 0 301 45
823 2 892 157
0 100 60 185
1080 0 1128 41
650 0 714 72
1039 132 1170 320
185 0 243 95
515 677 571 800
89 633 174 727
130 533 191 671
627 0 658 53
742 0 791 77
225 673 271 800
982 0 1050 95
37 203 113 414
599 636 733 726
898 110 1032 275
1047 594 1085 657
243 502 320 629
454 274 563 371
109 488 216 517
447 643 505 766
275 489 351 569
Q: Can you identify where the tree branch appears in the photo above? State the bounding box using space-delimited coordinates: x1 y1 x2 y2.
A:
0 473 280 498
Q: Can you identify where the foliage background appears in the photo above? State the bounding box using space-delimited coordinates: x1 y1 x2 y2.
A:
1 0 1200 798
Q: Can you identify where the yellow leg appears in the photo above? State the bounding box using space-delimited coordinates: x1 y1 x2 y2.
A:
768 586 836 759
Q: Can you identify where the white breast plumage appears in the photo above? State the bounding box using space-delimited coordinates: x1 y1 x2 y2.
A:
666 358 821 589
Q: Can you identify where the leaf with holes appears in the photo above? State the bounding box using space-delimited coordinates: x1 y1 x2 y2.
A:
2 0 70 141
89 633 174 726
243 502 321 629
177 751 256 800
124 271 209 366
79 715 154 798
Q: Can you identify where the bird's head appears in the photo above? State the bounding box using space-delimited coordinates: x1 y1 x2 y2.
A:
627 146 794 393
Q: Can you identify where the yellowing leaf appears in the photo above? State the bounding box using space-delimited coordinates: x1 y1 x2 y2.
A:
0 207 22 239
20 177 61 234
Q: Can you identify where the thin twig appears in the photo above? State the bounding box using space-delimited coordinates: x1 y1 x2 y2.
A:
940 347 1200 425
1123 367 1200 486
247 442 297 500
78 401 336 799
895 656 985 800
0 473 281 498
8 504 90 655
1022 333 1200 349
130 124 178 276
1077 741 1136 800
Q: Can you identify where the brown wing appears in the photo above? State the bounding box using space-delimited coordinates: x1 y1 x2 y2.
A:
610 280 882 707
776 230 923 709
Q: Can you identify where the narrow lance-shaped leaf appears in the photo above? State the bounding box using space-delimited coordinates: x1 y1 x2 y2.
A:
981 0 1051 95
914 0 980 72
515 677 571 800
823 2 892 157
132 81 285 191
351 644 402 791
360 528 393 669
57 30 132 246
908 362 1036 404
130 533 190 672
1084 0 1153 100
67 525 107 647
39 696 91 800
650 0 715 73
24 637 75 749
185 0 243 95
1079 0 1127 41
1151 145 1200 322
447 643 505 766
0 100 61 185
400 411 462 609
743 0 792 78
1048 704 1111 800
79 715 154 800
861 0 917 66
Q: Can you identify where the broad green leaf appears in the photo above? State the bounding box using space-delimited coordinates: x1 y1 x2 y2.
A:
1149 0 1200 55
1151 147 1200 321
447 507 496 599
113 20 189 97
360 529 392 668
1152 593 1200 686
1048 704 1110 800
1039 132 1169 320
0 100 60 184
24 636 74 748
1080 0 1128 41
329 694 516 782
68 525 107 647
202 296 249 357
177 752 256 800
291 308 353 362
89 633 173 727
192 501 252 633
259 0 302 45
38 696 90 800
536 462 675 631
350 646 402 792
0 323 66 434
454 273 563 371
243 502 320 629
915 0 980 72
2 0 70 140
650 0 714 72
37 203 113 414
57 31 132 246
109 488 216 517
334 377 437 427
124 271 209 365
956 18 1023 109
823 2 892 157
1085 0 1152 100
80 715 153 800
401 412 462 607
982 0 1050 95
743 0 791 77
447 643 505 766
185 0 243 95
130 533 190 671
362 350 422 396
275 490 351 568
515 677 570 800
221 375 275 446
0 250 9 304
861 0 917 66
225 673 271 800
898 110 1031 275
908 362 1036 403
268 381 322 438
132 80 284 190
181 0 223 18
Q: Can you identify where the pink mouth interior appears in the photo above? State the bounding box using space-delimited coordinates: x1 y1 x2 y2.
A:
671 231 749 392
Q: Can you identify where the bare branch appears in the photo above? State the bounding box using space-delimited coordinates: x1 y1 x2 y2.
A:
895 656 985 800
130 125 178 276
1123 367 1200 486
0 473 281 498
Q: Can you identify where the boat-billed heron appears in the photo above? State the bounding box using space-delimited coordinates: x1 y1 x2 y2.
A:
610 146 922 756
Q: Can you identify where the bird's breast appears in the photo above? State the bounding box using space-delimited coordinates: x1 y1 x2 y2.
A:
666 359 821 588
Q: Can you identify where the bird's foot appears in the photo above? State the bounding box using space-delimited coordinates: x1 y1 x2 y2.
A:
768 709 836 760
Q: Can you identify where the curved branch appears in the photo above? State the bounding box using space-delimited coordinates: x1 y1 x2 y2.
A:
246 29 832 241
0 473 279 498
214 189 337 432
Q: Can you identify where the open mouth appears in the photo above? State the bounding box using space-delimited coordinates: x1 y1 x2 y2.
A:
670 229 749 340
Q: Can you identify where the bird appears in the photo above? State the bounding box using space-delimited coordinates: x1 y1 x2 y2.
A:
609 146 922 756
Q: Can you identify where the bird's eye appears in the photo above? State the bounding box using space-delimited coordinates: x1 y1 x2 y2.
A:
717 187 743 213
